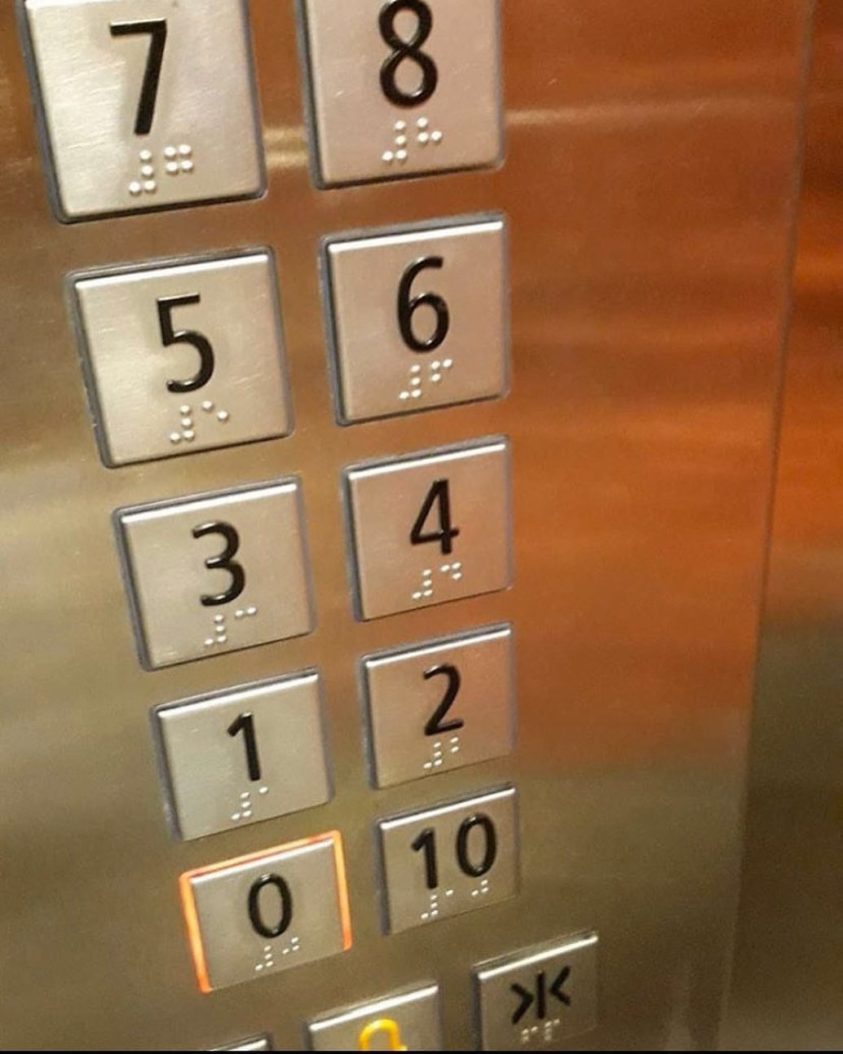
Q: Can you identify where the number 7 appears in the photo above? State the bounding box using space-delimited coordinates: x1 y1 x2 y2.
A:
110 19 168 137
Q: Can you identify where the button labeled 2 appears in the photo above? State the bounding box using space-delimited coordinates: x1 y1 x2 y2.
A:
180 834 352 993
22 0 264 221
73 252 291 466
154 672 331 841
301 0 503 186
325 216 509 423
116 480 314 669
377 786 518 934
345 439 512 620
363 625 515 788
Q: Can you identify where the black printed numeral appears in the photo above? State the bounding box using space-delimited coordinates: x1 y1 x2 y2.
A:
410 479 460 555
411 813 498 890
157 295 215 393
192 521 245 607
247 873 293 939
110 19 168 136
397 257 450 353
228 711 262 783
379 0 438 108
423 663 464 736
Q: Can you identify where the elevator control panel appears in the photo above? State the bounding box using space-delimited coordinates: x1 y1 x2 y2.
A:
16 0 598 1048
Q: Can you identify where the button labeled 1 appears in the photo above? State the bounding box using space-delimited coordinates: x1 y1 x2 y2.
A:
116 480 314 669
301 0 503 186
22 0 264 221
308 984 442 1050
474 933 599 1050
325 216 508 423
363 625 515 788
180 833 352 993
377 786 518 934
73 252 291 466
345 438 512 620
154 672 331 841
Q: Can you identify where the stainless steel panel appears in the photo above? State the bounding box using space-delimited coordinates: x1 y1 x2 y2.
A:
307 982 442 1051
324 216 508 424
345 438 512 620
21 0 264 220
0 0 810 1048
72 251 291 466
154 671 331 841
300 0 502 186
362 624 515 788
214 1036 273 1052
473 932 599 1050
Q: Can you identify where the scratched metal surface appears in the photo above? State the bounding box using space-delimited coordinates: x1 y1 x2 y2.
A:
0 1 809 1049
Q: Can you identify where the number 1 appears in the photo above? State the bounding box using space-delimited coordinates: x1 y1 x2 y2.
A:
228 712 262 783
110 19 168 136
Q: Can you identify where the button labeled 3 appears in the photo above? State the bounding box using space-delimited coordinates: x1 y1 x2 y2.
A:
474 933 599 1050
308 984 442 1050
301 0 503 186
73 252 291 466
345 439 513 620
324 217 508 423
363 625 515 788
180 833 352 993
116 480 314 669
154 672 331 841
22 0 264 221
377 786 518 934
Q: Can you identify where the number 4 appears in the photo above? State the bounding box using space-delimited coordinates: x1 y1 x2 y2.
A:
410 479 460 555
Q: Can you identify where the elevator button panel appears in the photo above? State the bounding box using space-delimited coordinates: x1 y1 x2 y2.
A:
362 625 515 788
345 438 512 621
72 251 291 466
116 480 314 669
377 786 518 934
180 834 352 993
307 983 443 1051
324 216 509 424
473 933 599 1050
300 0 503 186
21 0 264 221
154 672 331 841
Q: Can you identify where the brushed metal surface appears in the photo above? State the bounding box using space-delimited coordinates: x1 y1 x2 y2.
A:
725 2 843 1048
307 982 442 1051
0 0 809 1049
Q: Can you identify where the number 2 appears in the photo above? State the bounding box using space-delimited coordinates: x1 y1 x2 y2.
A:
110 19 168 137
423 663 464 736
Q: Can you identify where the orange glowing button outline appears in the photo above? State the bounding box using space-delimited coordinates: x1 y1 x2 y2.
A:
178 830 352 994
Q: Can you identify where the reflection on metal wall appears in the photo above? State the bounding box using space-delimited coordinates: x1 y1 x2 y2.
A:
0 1 811 1049
727 2 843 1048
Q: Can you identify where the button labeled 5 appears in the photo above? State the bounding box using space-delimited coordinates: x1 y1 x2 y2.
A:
345 439 512 620
73 252 291 466
363 625 515 788
21 0 264 221
325 217 509 423
154 672 331 841
116 480 314 669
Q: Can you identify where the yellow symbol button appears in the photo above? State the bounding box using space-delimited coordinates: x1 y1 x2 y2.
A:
357 1017 408 1051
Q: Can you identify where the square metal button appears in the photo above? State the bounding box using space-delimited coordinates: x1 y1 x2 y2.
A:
301 0 503 186
474 933 599 1050
307 984 443 1050
154 672 332 841
363 624 515 788
21 0 264 220
214 1037 273 1052
345 438 513 620
324 216 509 423
116 480 314 669
377 786 518 934
73 252 291 466
180 834 352 993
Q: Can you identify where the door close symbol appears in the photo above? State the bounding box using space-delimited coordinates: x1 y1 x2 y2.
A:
510 966 572 1025
357 1017 408 1051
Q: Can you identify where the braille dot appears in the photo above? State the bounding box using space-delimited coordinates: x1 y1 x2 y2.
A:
432 130 443 143
443 358 453 369
204 638 214 648
202 400 214 411
217 410 230 422
242 810 252 819
165 161 179 175
235 610 244 619
143 179 157 193
140 164 155 178
453 572 463 581
411 364 422 373
129 181 142 196
418 132 430 145
246 606 257 616
181 160 194 173
255 964 263 971
396 149 408 162
181 417 192 428
215 615 225 623
412 390 422 398
179 144 192 156
417 117 429 129
164 146 177 159
139 149 153 162
180 405 190 414
411 377 421 388
412 592 422 601
432 373 442 383
395 135 407 147
183 430 195 441
169 433 181 444
441 565 450 573
400 392 410 401
395 120 407 132
217 634 228 644
383 151 395 164
259 787 268 795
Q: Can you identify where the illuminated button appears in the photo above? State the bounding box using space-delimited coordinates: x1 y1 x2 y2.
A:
324 216 509 424
473 933 599 1050
180 833 352 993
154 672 331 841
307 983 442 1050
214 1036 273 1052
301 0 503 186
363 624 515 788
116 480 314 669
345 438 512 620
72 251 291 466
21 0 263 221
377 786 518 934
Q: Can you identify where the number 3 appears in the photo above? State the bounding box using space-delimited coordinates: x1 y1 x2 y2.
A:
192 521 246 607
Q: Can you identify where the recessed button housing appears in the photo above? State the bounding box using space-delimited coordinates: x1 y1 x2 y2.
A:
307 983 443 1051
